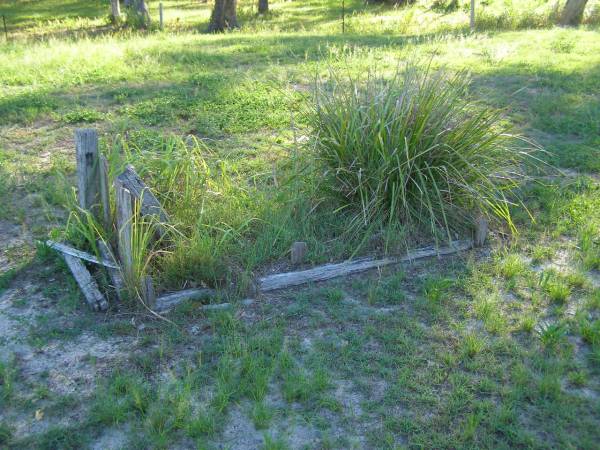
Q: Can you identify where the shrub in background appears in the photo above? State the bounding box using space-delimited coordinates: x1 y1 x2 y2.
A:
307 62 539 241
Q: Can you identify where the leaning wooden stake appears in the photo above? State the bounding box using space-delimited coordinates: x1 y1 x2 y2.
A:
97 240 125 301
115 184 134 283
114 165 169 237
62 254 108 311
46 240 118 269
99 155 111 232
258 240 473 292
75 129 101 218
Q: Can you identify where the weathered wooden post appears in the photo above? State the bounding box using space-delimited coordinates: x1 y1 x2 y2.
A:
159 2 164 30
470 0 475 31
291 241 308 265
475 216 488 247
115 182 134 284
99 155 111 232
98 240 124 301
141 275 156 307
75 129 101 219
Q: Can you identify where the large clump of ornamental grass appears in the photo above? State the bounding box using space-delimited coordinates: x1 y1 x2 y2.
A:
307 63 538 241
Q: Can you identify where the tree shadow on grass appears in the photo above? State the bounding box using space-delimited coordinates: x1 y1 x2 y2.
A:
470 61 600 172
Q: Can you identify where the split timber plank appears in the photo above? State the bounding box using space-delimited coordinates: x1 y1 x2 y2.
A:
258 240 473 292
62 254 108 311
114 165 169 224
46 240 118 269
154 288 217 313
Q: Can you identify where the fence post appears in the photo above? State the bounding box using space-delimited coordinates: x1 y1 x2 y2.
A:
115 183 134 284
470 0 475 31
75 129 101 219
342 0 345 34
159 2 164 30
2 15 7 41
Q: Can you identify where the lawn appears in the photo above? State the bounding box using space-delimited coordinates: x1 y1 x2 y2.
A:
0 0 599 449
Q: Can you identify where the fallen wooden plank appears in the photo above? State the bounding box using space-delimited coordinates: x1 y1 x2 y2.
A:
154 288 217 313
62 254 108 311
258 240 473 292
46 240 119 269
97 240 124 301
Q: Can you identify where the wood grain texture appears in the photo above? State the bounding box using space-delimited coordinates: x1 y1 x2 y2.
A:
75 129 100 216
63 254 108 311
154 288 217 313
258 240 473 292
97 240 124 301
114 165 169 224
99 154 111 232
115 184 134 281
46 240 118 269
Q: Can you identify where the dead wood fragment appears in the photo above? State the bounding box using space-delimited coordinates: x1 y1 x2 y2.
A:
258 240 473 292
46 240 118 269
62 254 108 311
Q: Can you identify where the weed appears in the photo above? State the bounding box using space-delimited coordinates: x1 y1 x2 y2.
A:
262 434 289 450
0 357 16 406
539 271 571 304
498 254 527 280
324 287 345 303
187 410 218 438
0 422 12 446
568 370 588 387
0 269 17 293
250 401 274 429
309 62 539 241
422 276 454 304
461 332 485 358
579 319 600 347
536 322 567 350
519 314 536 333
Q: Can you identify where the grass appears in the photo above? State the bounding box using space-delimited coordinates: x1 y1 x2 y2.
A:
1 0 600 448
309 63 536 240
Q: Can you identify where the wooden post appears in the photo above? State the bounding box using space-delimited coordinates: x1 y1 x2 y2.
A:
291 241 308 265
115 165 169 239
115 184 134 284
475 217 488 247
141 275 156 307
99 155 111 232
2 15 7 41
342 0 345 34
159 2 164 30
75 129 101 218
470 0 475 31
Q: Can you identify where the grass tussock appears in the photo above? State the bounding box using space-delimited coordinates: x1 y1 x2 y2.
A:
308 62 539 240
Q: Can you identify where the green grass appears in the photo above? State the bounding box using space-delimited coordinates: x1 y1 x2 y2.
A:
1 0 600 448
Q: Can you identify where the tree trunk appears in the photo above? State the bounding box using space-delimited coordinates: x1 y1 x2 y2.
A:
224 0 238 28
209 0 238 32
560 0 589 25
136 0 151 24
258 0 268 14
111 0 121 20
